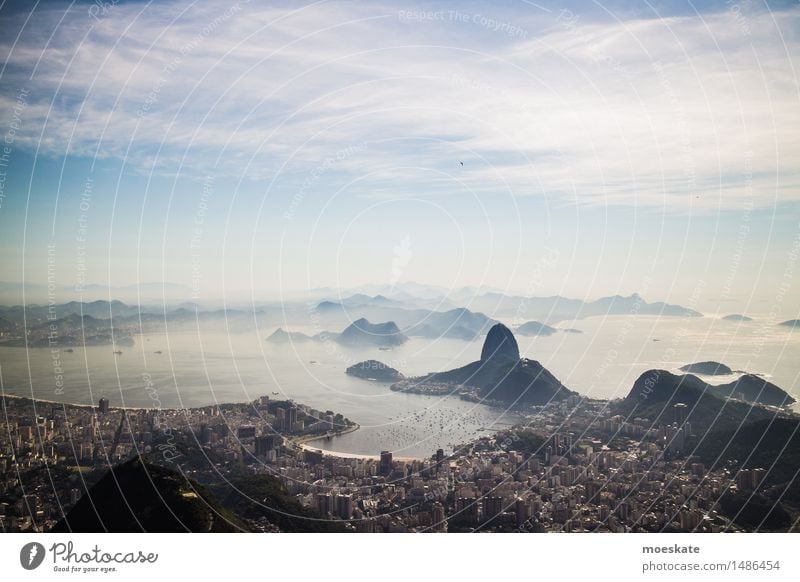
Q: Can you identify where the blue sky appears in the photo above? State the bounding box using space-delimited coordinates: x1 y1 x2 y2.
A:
0 0 798 313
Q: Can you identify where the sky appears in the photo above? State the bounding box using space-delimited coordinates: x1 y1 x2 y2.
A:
0 0 798 314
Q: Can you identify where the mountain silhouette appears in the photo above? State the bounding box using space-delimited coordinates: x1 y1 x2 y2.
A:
419 323 572 405
620 369 794 433
480 323 520 362
337 318 407 347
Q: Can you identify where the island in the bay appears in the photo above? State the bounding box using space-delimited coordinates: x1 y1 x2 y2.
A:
346 360 404 382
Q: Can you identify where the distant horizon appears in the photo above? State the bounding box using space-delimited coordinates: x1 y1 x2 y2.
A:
2 1 799 322
0 278 796 318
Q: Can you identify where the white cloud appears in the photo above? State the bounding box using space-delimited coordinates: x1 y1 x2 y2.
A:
0 1 798 209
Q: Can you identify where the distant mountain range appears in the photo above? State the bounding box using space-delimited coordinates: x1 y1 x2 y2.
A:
313 301 496 340
309 291 703 338
0 300 260 326
463 292 701 322
0 281 194 304
267 318 409 348
0 290 708 351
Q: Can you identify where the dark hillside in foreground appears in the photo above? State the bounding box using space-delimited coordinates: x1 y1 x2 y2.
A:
53 457 246 532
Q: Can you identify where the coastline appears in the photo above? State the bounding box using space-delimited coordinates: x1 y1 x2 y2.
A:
297 442 424 462
3 391 427 460
0 392 180 412
292 423 426 461
289 422 361 446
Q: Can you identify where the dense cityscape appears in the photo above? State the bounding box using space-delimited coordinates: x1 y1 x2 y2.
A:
1 389 785 533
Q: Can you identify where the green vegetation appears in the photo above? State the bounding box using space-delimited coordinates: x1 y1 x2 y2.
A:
54 458 248 532
717 493 791 531
210 474 347 533
696 418 800 504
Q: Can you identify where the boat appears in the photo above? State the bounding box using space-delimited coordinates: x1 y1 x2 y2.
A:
64 348 74 353
113 350 122 355
154 350 162 354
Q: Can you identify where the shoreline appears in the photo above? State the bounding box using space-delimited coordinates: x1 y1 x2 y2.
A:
289 422 361 446
289 423 426 462
297 443 423 462
0 392 190 412
0 391 302 413
2 392 429 460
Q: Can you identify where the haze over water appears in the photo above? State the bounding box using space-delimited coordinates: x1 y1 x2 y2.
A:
0 313 796 457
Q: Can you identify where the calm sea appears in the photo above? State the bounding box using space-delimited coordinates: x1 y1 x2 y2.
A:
1 314 796 457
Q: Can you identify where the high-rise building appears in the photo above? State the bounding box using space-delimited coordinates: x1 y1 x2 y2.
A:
431 502 447 532
736 468 766 491
275 408 286 431
315 493 332 517
287 406 298 432
752 468 766 488
482 495 503 523
673 402 688 425
237 426 256 439
380 451 393 476
255 435 275 456
98 398 109 414
304 449 323 465
198 424 211 445
585 481 602 502
514 497 529 527
335 494 353 520
456 497 478 524
679 510 701 531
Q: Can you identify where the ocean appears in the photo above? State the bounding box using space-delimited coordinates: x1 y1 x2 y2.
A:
0 314 796 457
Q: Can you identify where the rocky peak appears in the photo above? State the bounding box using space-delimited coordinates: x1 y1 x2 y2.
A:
480 323 520 362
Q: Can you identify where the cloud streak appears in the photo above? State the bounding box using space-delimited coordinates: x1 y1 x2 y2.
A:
0 0 798 209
